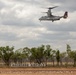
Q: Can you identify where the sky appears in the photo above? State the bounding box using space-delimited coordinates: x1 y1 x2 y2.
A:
0 0 76 51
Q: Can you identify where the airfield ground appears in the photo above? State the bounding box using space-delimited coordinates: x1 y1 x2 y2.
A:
0 68 76 75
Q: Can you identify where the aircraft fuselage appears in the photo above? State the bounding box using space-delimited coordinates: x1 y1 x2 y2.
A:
39 16 61 22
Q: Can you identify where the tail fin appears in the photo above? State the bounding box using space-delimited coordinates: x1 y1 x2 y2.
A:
63 11 68 19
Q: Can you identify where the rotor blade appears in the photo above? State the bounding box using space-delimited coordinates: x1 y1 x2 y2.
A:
48 6 58 9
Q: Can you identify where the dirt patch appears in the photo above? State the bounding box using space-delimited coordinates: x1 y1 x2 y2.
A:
0 68 76 75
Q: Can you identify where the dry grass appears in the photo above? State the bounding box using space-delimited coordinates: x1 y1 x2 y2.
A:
0 68 76 75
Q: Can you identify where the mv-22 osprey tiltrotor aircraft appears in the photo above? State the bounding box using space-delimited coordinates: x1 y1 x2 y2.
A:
39 6 68 22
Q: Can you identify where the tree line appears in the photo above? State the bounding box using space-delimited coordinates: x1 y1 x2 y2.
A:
0 44 76 67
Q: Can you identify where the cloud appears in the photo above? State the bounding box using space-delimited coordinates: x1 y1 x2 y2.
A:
0 0 76 51
48 0 76 12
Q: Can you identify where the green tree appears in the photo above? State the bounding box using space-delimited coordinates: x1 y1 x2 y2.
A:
11 47 30 64
0 46 14 66
11 52 18 64
56 50 60 66
44 45 52 66
23 47 30 56
66 44 71 66
51 50 56 67
69 51 76 67
66 44 71 54
11 51 23 64
30 45 45 64
60 52 66 66
29 47 36 64
22 47 30 61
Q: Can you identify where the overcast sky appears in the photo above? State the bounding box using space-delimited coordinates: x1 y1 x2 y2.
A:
0 0 76 51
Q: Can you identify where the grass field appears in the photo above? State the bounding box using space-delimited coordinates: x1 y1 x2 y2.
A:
0 68 76 75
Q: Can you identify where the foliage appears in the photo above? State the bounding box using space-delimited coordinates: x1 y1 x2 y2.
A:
0 46 14 66
69 51 76 66
0 44 76 67
30 45 45 64
66 44 71 54
56 50 60 66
